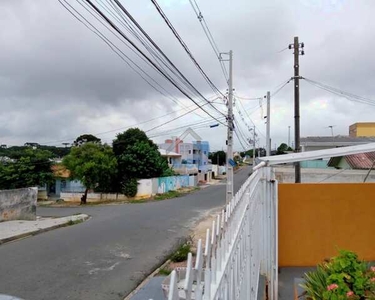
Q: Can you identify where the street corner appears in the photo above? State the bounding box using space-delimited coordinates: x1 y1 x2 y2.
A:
0 213 90 246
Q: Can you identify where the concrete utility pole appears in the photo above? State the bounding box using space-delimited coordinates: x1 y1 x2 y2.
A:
225 50 234 204
289 36 304 183
252 126 256 164
328 125 335 144
266 91 271 156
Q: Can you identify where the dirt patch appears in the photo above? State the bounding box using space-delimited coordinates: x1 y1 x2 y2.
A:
158 207 221 274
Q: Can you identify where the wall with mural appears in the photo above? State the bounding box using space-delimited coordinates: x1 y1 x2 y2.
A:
154 175 190 194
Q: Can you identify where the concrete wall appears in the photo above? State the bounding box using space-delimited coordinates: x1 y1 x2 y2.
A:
0 187 37 221
300 160 331 169
172 164 198 175
61 192 129 202
275 167 375 183
278 183 375 266
155 175 190 194
212 165 226 176
61 175 198 202
189 174 198 187
337 158 351 169
37 188 48 200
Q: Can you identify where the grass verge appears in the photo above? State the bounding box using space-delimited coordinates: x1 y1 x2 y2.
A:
157 267 172 276
67 219 84 226
154 190 180 201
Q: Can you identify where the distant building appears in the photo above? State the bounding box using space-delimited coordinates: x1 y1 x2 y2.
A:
158 128 210 170
328 151 375 170
158 149 182 165
349 122 375 137
158 128 212 181
298 135 375 169
300 136 375 152
48 165 85 197
24 142 40 148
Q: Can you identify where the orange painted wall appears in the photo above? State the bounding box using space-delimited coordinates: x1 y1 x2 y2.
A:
278 183 375 266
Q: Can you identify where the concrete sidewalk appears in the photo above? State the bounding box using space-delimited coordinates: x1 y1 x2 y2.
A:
0 214 89 245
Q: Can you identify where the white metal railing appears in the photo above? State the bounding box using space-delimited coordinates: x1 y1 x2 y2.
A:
162 167 278 300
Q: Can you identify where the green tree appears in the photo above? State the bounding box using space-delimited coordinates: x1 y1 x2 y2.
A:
113 128 155 157
73 134 101 146
0 148 54 189
209 151 226 165
63 143 117 204
0 145 70 159
113 128 169 189
277 143 289 155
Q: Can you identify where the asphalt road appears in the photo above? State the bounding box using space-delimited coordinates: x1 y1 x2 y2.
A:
0 167 250 300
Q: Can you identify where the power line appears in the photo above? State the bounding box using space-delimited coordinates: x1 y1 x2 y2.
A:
59 0 203 119
187 0 229 82
103 0 227 119
150 0 225 98
234 95 262 101
37 100 209 146
92 0 203 117
65 0 226 125
318 168 349 183
235 97 266 138
148 116 226 139
233 118 251 149
145 103 218 133
234 129 247 152
270 78 293 97
302 77 375 107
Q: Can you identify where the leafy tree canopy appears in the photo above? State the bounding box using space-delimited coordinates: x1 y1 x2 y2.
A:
0 148 54 190
209 151 226 166
73 134 101 146
63 143 117 202
0 145 70 159
277 143 289 155
113 128 168 181
113 128 156 157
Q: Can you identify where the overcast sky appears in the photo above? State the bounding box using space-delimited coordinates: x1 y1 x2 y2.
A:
1 0 375 151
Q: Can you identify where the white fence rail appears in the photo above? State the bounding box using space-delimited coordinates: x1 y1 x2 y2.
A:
162 167 278 300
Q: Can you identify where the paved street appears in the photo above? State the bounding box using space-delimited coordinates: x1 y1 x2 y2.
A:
0 168 250 300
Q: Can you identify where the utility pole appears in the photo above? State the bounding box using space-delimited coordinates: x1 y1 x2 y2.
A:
328 125 335 144
289 36 304 183
288 126 291 147
252 126 256 165
266 91 271 156
224 50 234 204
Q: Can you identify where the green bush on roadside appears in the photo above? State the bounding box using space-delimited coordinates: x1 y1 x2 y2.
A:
122 178 138 197
170 244 191 262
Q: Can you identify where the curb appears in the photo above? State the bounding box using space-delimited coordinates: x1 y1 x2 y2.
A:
123 259 171 300
0 215 90 246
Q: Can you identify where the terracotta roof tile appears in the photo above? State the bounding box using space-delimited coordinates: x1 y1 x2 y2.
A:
345 151 375 169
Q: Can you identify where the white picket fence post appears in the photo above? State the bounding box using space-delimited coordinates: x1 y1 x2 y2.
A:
162 167 278 300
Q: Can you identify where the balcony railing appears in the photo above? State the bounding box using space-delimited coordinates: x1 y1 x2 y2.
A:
161 167 278 300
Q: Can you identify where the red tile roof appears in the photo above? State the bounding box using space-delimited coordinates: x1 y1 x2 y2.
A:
51 164 71 178
345 151 375 169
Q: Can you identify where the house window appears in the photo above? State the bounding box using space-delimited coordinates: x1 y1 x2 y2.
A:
204 151 207 155
189 150 192 154
193 160 196 164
